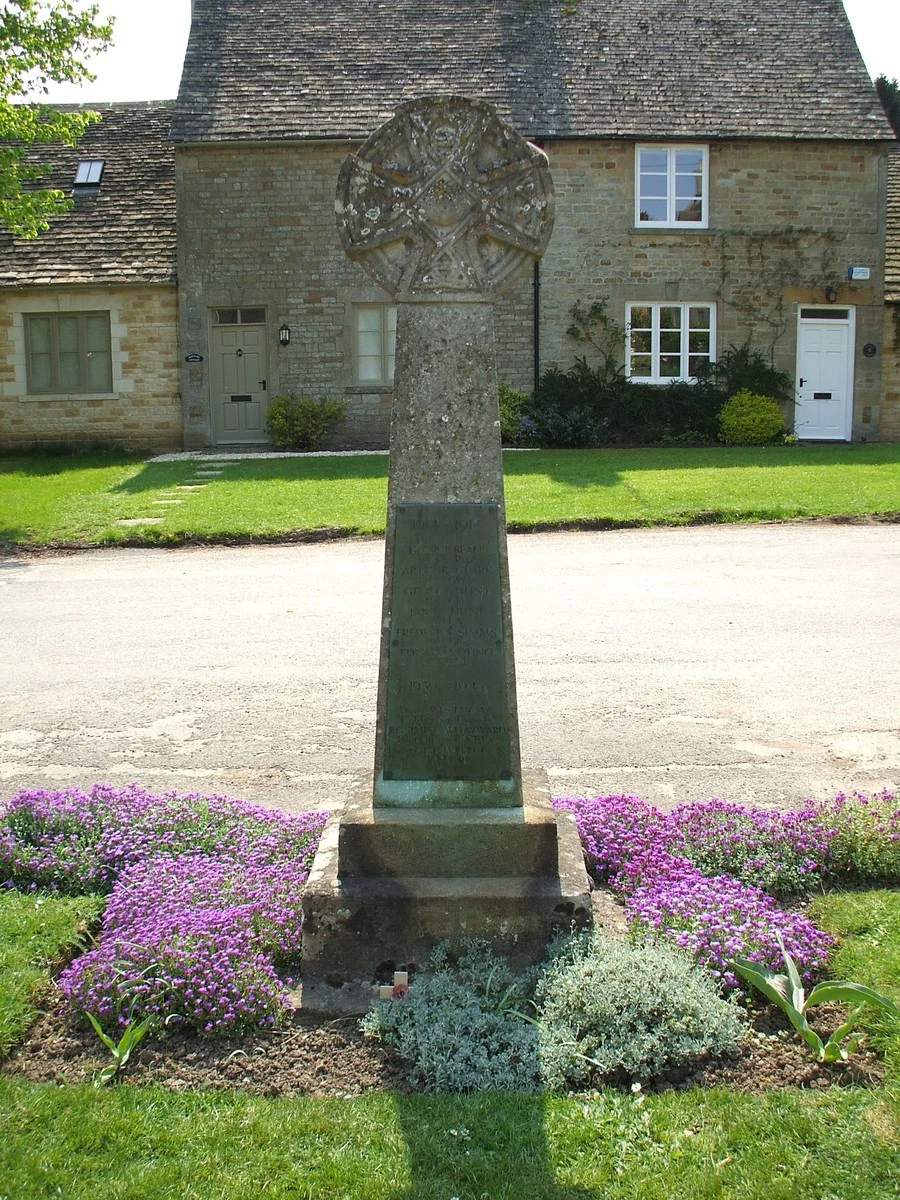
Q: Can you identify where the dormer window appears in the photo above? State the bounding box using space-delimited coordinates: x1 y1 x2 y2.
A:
73 160 104 192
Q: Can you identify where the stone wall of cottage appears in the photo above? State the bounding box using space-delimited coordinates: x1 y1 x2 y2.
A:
175 137 890 448
882 304 900 442
0 285 181 450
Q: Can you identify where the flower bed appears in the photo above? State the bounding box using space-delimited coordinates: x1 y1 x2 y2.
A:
552 791 896 984
1 783 895 1051
0 785 326 1032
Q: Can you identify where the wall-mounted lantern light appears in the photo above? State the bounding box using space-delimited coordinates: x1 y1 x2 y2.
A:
824 285 838 304
279 324 291 346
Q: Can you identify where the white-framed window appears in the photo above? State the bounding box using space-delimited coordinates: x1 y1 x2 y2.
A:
355 304 396 384
24 311 113 394
635 145 709 228
625 303 716 383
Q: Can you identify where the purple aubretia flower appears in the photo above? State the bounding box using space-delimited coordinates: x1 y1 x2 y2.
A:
554 794 832 985
1 784 327 1032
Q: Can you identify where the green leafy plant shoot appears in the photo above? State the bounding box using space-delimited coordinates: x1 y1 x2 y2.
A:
85 1012 154 1087
730 935 899 1063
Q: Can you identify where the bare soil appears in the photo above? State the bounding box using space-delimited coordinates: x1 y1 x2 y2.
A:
3 995 884 1096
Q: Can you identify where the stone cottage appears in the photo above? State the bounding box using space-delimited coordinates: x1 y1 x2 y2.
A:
0 103 180 450
1 2 895 452
171 0 895 450
884 146 900 442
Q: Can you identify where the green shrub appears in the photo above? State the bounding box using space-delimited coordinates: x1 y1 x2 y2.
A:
498 380 529 444
535 934 745 1089
361 942 541 1093
526 361 723 448
696 343 793 403
718 390 785 445
265 393 345 450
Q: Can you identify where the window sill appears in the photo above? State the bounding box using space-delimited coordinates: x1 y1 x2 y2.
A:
20 392 118 403
632 225 711 235
628 377 702 386
345 384 394 395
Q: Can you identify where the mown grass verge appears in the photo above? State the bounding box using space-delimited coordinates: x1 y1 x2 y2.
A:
1 444 898 548
810 890 900 1076
0 891 102 1057
0 1079 897 1199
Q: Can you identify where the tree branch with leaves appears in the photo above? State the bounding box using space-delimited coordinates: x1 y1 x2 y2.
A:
0 0 112 237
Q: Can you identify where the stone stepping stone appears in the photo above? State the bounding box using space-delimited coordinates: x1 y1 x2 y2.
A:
175 483 207 489
116 517 165 526
152 499 183 506
194 470 223 476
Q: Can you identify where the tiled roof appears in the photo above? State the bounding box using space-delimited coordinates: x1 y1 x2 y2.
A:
886 145 900 303
171 0 892 144
0 102 175 288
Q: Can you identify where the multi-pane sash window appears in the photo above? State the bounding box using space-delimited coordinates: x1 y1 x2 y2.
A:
626 303 715 383
25 312 112 394
635 145 708 227
355 305 396 384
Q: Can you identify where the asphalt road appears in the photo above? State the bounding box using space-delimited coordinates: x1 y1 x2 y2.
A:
1 523 898 814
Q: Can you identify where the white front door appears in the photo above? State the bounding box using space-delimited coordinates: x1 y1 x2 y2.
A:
794 308 854 441
210 323 269 444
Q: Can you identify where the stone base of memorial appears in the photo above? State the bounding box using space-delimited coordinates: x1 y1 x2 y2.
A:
299 771 592 1015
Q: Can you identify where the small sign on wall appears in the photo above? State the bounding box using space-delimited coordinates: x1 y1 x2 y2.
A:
847 266 870 281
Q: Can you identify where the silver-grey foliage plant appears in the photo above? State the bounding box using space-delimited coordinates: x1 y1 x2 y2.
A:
361 942 542 1093
362 935 746 1093
535 933 746 1089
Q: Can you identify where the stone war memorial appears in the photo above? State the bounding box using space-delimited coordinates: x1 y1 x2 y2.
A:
301 96 591 1011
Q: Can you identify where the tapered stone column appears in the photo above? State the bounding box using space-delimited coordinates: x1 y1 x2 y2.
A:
301 96 590 1012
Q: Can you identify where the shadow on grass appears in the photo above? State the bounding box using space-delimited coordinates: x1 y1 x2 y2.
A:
502 444 900 488
0 451 143 478
110 456 391 494
393 1093 600 1200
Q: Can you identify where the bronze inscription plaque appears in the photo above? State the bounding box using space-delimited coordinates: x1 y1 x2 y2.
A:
383 503 511 780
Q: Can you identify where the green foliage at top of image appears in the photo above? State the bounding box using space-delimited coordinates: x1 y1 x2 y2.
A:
0 0 113 238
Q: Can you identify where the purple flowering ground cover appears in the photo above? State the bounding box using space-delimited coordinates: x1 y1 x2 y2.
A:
2 782 896 1040
553 790 898 988
0 785 327 1033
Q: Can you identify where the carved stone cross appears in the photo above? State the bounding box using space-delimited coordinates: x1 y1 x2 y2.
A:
337 95 554 808
336 94 554 300
300 98 589 1014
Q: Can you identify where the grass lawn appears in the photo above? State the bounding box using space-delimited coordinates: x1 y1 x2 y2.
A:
0 891 102 1056
810 890 900 1076
0 887 897 1199
0 1079 897 1199
1 444 898 547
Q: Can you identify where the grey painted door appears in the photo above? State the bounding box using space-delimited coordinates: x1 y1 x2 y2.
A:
210 324 268 444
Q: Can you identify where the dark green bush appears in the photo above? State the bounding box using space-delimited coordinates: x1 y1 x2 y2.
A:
524 361 721 448
696 344 793 403
718 389 786 445
265 393 346 450
524 339 793 449
498 380 530 444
